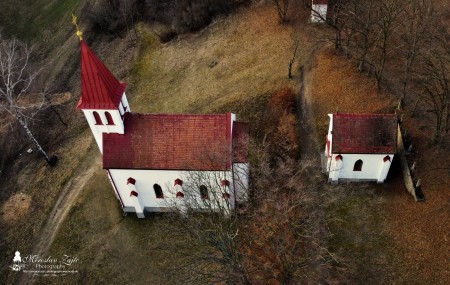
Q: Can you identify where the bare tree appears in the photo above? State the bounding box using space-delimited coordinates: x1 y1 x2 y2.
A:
288 34 299 79
312 0 349 51
157 141 251 284
0 36 55 165
372 0 403 89
272 0 290 23
341 0 378 73
399 0 435 106
415 28 450 143
245 156 311 283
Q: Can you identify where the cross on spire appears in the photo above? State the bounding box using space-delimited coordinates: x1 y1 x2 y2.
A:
71 13 83 41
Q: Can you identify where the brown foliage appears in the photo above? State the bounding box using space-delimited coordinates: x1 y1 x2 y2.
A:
269 87 297 114
264 87 300 160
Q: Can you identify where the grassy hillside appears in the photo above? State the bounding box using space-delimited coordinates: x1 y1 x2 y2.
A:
0 0 82 43
1 1 448 284
130 8 297 115
37 4 306 284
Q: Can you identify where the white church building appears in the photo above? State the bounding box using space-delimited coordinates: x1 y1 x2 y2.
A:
324 113 397 184
76 39 249 218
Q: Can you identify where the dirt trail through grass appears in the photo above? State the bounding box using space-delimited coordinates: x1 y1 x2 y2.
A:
296 59 332 283
297 66 318 159
17 152 101 285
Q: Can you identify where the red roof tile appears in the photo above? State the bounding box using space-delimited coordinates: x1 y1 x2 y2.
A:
77 40 126 109
232 122 249 163
332 114 397 154
103 113 244 170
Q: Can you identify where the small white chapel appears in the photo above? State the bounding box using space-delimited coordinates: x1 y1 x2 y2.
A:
324 113 398 184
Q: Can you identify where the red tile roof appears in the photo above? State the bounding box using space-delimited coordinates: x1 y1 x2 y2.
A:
332 114 397 154
77 40 127 109
103 113 248 170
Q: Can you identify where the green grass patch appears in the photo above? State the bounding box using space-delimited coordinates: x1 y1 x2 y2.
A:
1 0 83 43
325 185 392 284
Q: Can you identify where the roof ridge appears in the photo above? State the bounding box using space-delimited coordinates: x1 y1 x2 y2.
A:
333 113 397 117
129 113 230 117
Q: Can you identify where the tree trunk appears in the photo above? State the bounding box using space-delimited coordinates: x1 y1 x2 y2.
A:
17 116 52 164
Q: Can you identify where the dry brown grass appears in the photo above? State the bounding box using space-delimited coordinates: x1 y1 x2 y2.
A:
383 115 450 284
1 193 32 224
131 4 298 114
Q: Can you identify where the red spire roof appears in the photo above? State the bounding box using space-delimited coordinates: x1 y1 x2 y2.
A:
77 40 127 109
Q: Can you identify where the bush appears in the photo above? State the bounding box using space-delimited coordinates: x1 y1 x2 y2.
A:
171 0 236 33
0 122 27 171
89 0 247 40
263 87 300 160
144 0 247 42
89 0 140 36
269 87 297 114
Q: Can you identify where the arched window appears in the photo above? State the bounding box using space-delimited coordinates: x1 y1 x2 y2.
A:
105 112 115 125
153 184 164 199
199 185 209 199
383 156 391 162
93 111 103 125
353 159 363 171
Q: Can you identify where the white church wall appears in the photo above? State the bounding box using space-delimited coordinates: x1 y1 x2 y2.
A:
327 153 394 182
109 168 244 217
82 108 125 153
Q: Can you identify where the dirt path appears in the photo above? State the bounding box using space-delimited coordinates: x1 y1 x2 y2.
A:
296 64 332 284
297 66 319 159
17 153 101 285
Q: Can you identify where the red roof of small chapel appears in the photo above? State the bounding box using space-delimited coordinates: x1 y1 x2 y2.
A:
103 113 249 171
332 113 397 154
77 40 127 109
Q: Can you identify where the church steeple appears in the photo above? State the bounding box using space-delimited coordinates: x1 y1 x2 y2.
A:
76 40 127 110
73 16 131 153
